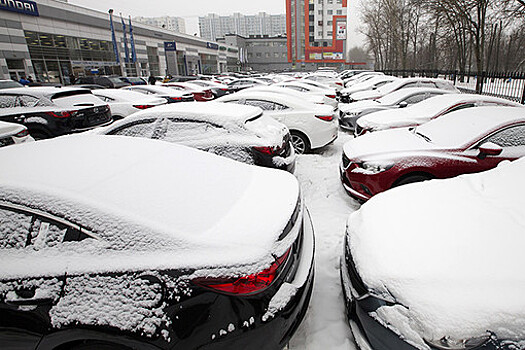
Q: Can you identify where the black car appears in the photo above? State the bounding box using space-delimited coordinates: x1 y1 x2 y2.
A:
74 76 130 88
0 135 314 350
119 76 147 86
0 87 112 139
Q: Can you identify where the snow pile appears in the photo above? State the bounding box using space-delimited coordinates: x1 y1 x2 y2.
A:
348 157 525 346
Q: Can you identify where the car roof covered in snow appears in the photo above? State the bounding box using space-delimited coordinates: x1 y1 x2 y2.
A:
348 156 525 346
417 105 525 148
0 135 299 278
0 86 94 99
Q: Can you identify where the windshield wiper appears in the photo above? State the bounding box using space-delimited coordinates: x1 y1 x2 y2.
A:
415 132 431 142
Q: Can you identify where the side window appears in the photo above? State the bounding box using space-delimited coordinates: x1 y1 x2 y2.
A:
0 95 19 108
274 102 290 111
444 103 475 115
402 94 427 105
162 118 228 146
401 82 418 89
419 82 438 88
107 118 160 138
17 95 41 107
0 207 32 249
245 100 275 111
224 99 242 104
485 125 525 147
95 95 114 103
29 218 67 249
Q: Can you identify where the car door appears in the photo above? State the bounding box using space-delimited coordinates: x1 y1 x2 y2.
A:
0 206 69 349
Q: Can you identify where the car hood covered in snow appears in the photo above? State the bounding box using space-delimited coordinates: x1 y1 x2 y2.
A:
347 158 525 347
343 128 435 160
0 136 300 279
339 100 380 114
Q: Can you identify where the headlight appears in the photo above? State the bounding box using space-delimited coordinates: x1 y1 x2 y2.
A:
424 334 491 350
352 162 394 174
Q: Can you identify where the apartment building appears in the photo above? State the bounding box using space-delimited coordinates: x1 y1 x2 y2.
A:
199 12 286 41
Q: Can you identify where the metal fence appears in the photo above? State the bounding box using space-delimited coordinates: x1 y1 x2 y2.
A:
382 70 525 105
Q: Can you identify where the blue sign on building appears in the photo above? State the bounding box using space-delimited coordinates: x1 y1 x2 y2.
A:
0 0 39 16
206 42 219 50
164 41 177 52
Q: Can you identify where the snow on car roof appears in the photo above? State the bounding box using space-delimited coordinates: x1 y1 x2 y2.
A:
93 89 163 101
348 157 525 345
0 86 92 98
377 87 452 105
358 94 523 131
119 101 263 127
0 135 299 278
417 105 525 148
223 89 323 110
123 85 186 96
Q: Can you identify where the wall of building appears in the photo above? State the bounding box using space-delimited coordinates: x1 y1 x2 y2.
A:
0 0 239 83
134 16 186 34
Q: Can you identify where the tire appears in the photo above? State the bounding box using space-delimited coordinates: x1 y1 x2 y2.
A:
394 174 432 187
290 131 311 155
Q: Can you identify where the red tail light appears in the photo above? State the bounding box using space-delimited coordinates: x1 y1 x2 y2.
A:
336 82 343 86
253 144 283 155
316 115 334 122
325 94 336 99
193 249 290 295
220 88 229 91
45 110 78 118
14 129 29 138
133 104 155 109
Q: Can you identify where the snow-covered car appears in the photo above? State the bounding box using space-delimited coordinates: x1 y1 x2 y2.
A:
121 85 194 103
161 82 214 101
303 74 344 91
357 93 525 134
244 86 329 107
96 102 296 172
339 75 399 103
0 80 24 90
187 80 230 98
217 91 338 154
274 81 338 108
348 77 459 102
0 120 33 147
92 89 166 120
343 71 384 87
0 87 112 139
340 106 525 201
339 88 453 132
0 135 314 349
341 156 525 350
227 78 269 93
74 75 130 88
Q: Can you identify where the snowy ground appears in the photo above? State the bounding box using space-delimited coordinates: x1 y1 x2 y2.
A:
289 131 359 350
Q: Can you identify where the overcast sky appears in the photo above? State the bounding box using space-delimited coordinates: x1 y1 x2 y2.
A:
68 0 364 47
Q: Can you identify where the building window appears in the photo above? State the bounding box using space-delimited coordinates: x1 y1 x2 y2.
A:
318 31 323 36
337 0 342 3
247 53 253 58
337 10 343 14
327 0 333 3
256 53 262 57
327 31 333 36
318 21 323 26
318 0 322 3
328 21 333 25
318 10 323 14
274 52 280 57
265 52 270 58
327 10 333 14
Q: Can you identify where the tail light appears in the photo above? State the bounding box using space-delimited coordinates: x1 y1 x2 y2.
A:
192 248 291 295
45 110 78 118
315 115 334 122
14 129 29 138
325 94 336 99
253 144 282 155
336 82 343 86
133 104 155 109
220 88 229 91
168 97 182 102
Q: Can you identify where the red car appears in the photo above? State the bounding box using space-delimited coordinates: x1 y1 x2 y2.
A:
340 106 525 201
162 82 214 101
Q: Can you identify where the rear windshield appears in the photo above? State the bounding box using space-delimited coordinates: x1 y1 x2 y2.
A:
0 81 23 89
51 91 104 107
109 77 124 83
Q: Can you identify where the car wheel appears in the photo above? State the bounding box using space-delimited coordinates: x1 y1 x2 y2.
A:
290 131 310 155
394 174 432 187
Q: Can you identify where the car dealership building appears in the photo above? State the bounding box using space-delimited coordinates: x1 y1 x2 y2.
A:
0 0 241 84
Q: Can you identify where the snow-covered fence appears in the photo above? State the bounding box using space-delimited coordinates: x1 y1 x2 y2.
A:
382 70 525 105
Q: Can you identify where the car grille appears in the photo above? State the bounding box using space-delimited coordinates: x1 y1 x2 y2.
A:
0 136 14 147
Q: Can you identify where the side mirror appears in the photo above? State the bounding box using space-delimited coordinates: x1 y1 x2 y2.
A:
398 101 408 108
477 142 502 159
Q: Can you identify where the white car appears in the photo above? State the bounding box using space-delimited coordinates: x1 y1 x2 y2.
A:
339 87 453 132
0 121 33 147
339 75 399 103
343 71 384 87
274 81 338 107
121 85 194 103
245 86 330 107
357 93 525 133
342 156 525 350
92 89 166 120
302 74 344 91
217 91 338 154
95 101 296 172
349 77 459 102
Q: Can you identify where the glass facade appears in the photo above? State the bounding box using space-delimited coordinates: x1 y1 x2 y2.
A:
200 54 217 74
24 31 121 84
